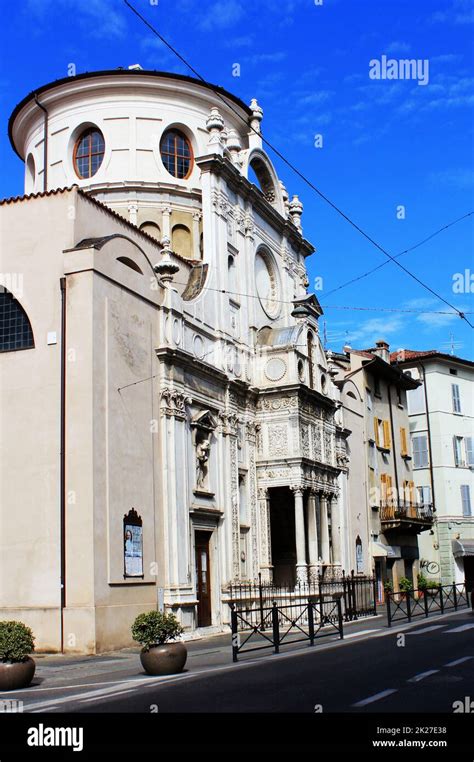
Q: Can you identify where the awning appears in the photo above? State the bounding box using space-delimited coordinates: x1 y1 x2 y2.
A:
452 539 474 558
371 542 401 559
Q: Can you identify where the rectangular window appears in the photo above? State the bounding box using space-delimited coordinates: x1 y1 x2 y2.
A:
461 485 471 517
466 437 474 467
368 441 376 469
407 384 425 415
412 434 429 468
417 485 432 506
374 377 381 397
452 383 462 413
400 427 408 456
453 436 465 467
367 389 373 411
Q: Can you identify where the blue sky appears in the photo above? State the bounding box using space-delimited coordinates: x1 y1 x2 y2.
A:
1 0 473 357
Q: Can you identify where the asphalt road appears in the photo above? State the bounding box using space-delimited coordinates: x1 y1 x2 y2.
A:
17 609 474 714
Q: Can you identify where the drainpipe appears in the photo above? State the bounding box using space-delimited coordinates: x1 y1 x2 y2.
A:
60 277 67 652
419 364 435 514
34 94 48 191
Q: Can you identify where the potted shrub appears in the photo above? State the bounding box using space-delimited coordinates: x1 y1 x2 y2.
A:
131 611 186 676
398 577 413 600
0 620 35 691
426 580 442 596
417 573 428 599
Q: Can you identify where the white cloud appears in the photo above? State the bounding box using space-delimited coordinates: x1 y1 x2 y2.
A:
430 0 474 24
199 0 244 31
385 41 411 54
25 0 127 38
243 51 287 66
223 35 254 48
427 168 474 189
327 315 406 347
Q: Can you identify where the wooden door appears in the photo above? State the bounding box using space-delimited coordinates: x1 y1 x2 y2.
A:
195 531 212 627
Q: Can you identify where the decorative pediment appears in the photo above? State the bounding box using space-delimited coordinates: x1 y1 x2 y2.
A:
190 410 218 432
292 293 323 318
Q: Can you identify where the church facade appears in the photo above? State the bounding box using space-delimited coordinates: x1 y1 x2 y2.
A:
1 69 346 653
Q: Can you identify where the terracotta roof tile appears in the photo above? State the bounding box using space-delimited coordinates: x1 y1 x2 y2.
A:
0 185 197 265
390 349 474 367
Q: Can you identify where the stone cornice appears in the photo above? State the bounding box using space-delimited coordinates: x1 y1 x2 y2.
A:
257 383 336 411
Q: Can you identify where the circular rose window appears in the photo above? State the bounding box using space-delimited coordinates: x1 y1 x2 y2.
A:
255 249 280 318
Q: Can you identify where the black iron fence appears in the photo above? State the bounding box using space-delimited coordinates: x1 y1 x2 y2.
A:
386 582 470 626
230 597 344 662
226 571 376 628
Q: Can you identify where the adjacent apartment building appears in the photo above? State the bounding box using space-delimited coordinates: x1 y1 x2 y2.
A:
391 350 474 589
331 341 433 599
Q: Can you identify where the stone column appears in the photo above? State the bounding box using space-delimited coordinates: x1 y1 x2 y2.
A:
161 205 172 240
192 212 202 259
307 489 319 582
258 487 273 582
329 493 342 566
128 203 138 226
319 492 330 564
292 487 307 584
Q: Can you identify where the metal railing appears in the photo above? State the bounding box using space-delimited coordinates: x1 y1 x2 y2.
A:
386 582 470 626
230 597 344 662
225 571 376 628
380 501 434 524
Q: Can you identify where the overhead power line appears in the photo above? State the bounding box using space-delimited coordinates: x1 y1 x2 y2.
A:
171 277 469 315
325 211 474 298
123 0 473 329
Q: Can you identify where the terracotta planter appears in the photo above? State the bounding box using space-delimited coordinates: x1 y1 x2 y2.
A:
0 657 35 691
140 642 187 676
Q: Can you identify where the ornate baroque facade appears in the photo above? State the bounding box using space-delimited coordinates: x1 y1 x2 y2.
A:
1 69 346 652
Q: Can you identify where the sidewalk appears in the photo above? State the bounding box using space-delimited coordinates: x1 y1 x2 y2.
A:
30 613 387 691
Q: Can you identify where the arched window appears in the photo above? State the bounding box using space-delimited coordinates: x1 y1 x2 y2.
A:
160 129 193 179
74 127 105 179
117 256 143 274
172 224 192 258
26 154 35 194
249 156 277 204
0 289 34 352
255 248 280 318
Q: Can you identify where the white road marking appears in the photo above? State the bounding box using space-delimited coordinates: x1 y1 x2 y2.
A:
30 706 59 713
407 670 439 683
77 688 137 705
445 624 474 633
352 689 398 707
407 625 445 635
444 656 473 667
344 630 378 639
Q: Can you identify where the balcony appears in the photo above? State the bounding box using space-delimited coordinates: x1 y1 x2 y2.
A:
380 501 434 533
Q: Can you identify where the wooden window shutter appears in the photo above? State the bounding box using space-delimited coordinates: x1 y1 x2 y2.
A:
400 427 407 456
374 417 380 446
383 420 391 449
